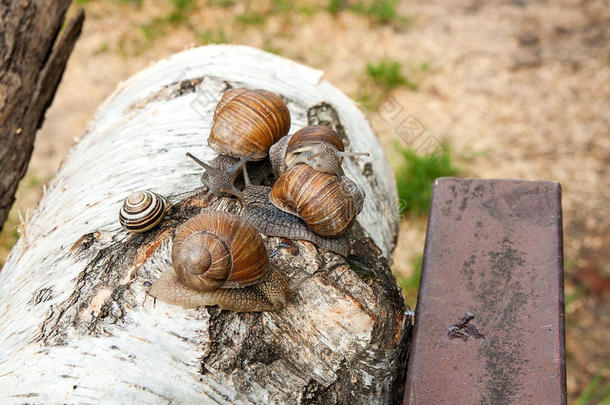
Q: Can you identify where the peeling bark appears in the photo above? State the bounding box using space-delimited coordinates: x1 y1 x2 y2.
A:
0 45 409 404
0 1 84 230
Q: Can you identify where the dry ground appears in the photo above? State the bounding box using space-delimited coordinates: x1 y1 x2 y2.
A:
1 0 608 402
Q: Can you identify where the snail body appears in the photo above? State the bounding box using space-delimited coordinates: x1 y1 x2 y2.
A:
185 153 244 197
119 191 170 233
208 89 291 160
150 211 290 312
269 164 364 238
269 125 369 176
186 153 271 197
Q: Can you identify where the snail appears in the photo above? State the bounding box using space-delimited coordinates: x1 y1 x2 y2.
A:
186 88 289 197
185 152 245 197
269 125 369 176
269 164 364 238
149 211 291 312
239 163 350 256
119 191 170 233
208 88 291 160
185 152 271 198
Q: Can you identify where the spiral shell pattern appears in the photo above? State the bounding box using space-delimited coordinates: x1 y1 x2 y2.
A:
171 212 270 291
270 126 346 175
208 89 291 160
269 164 364 237
286 125 344 156
119 191 169 233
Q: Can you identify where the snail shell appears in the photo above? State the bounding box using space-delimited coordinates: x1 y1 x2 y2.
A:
269 164 365 237
287 125 344 155
171 211 270 291
151 211 290 312
208 89 291 160
269 125 368 176
119 191 170 233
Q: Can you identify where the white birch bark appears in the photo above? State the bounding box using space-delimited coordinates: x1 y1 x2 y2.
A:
0 45 409 404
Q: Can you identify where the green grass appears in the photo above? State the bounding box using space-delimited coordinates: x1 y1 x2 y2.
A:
236 12 266 25
565 285 586 308
355 88 385 111
397 254 423 306
357 59 418 110
0 212 20 269
329 0 399 24
77 0 147 5
327 0 347 15
0 173 47 269
367 0 399 23
94 42 110 54
297 6 315 16
138 0 197 49
366 59 416 90
207 0 235 7
234 0 302 26
198 29 229 44
166 0 196 24
395 145 460 216
263 38 281 55
271 0 292 13
419 61 431 72
140 21 166 44
576 369 610 405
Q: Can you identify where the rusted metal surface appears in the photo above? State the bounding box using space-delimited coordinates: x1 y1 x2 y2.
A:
404 178 566 405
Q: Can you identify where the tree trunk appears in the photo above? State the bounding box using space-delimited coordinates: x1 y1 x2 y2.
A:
0 0 84 230
0 45 409 404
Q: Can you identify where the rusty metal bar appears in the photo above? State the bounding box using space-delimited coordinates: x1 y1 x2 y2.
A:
404 178 566 405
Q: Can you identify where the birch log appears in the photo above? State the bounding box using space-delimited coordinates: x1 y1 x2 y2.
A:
0 45 410 404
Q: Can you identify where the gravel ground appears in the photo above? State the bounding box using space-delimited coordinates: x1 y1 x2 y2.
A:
1 0 608 401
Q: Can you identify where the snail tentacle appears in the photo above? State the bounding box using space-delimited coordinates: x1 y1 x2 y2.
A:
187 152 244 197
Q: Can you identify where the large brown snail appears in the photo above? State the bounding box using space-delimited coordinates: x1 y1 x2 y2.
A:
239 163 350 256
208 88 291 160
269 125 369 177
269 164 364 237
186 88 290 196
119 191 170 233
150 211 291 312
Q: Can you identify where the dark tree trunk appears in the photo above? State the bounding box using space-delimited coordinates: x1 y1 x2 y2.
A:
0 0 84 230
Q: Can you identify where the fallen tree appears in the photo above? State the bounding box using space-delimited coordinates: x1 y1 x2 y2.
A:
0 45 410 404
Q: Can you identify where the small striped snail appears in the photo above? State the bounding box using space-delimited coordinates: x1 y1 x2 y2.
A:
150 211 291 312
186 88 290 196
119 191 170 233
269 125 369 177
269 164 364 237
